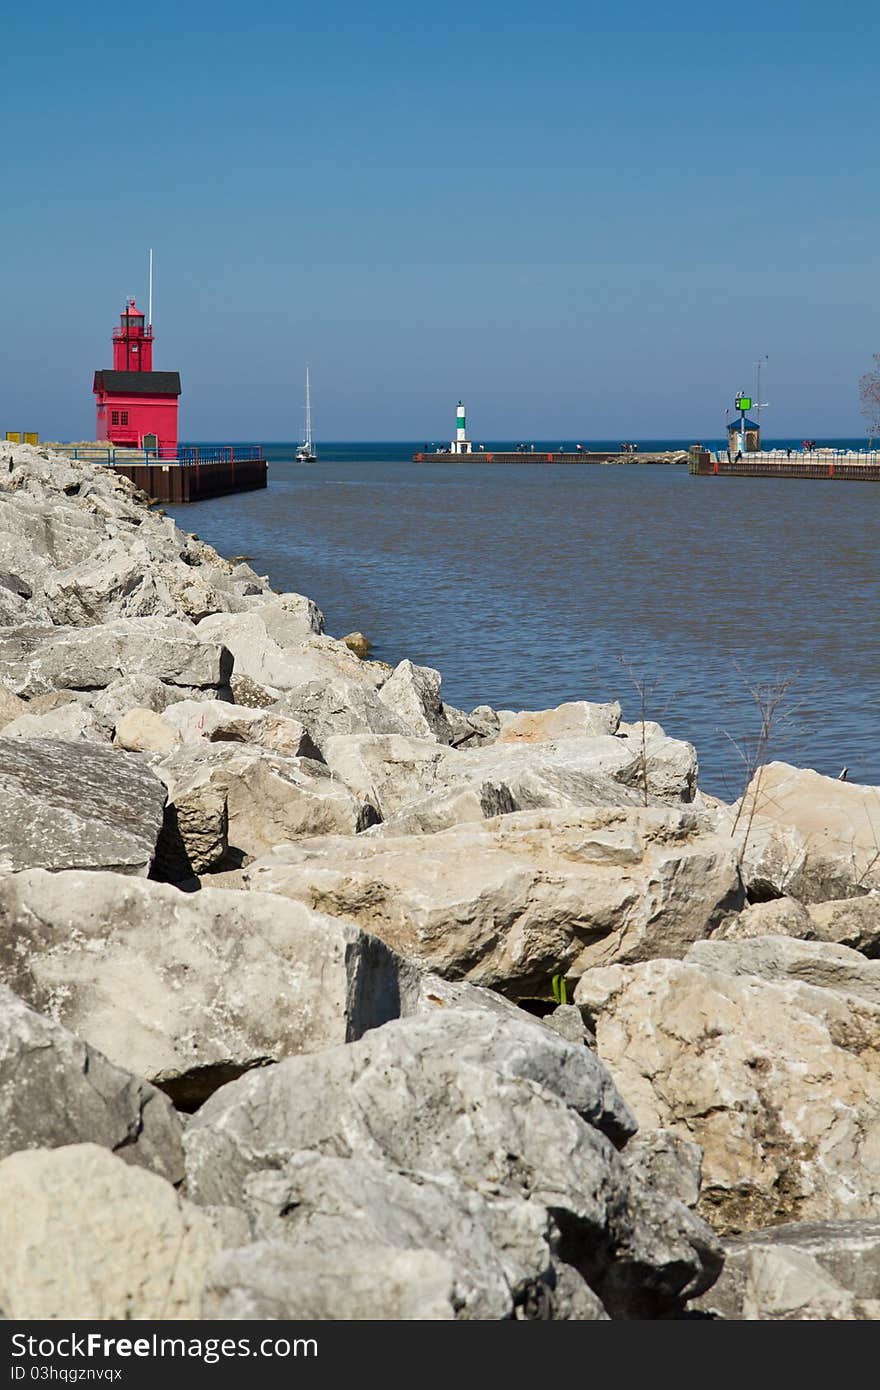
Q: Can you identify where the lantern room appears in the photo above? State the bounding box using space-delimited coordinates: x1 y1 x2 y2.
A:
112 297 154 372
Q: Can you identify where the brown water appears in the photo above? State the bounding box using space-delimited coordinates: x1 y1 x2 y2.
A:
170 451 880 798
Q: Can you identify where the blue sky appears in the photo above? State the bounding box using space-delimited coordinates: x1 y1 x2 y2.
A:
2 0 879 440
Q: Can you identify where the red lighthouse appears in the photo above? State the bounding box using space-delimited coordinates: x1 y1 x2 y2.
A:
93 298 181 455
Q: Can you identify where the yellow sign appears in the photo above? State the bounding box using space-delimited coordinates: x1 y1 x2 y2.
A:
5 432 21 443
23 432 38 446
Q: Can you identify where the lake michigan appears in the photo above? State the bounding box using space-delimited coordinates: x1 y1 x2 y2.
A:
168 441 880 798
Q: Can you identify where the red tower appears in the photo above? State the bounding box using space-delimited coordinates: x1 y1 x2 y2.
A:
93 298 181 455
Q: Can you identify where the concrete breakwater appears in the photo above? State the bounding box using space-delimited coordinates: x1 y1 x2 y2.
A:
413 448 690 465
0 440 879 1320
692 449 880 482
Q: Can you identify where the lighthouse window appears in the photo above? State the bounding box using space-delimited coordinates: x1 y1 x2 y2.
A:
111 411 119 425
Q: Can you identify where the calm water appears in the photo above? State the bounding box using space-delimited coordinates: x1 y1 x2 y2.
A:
169 441 880 798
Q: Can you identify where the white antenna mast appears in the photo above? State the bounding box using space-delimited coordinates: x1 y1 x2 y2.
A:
754 354 768 426
148 248 153 329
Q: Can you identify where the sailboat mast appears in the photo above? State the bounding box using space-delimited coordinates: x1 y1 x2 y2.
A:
305 367 312 449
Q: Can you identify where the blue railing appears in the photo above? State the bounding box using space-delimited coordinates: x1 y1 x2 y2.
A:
176 445 263 465
50 444 263 466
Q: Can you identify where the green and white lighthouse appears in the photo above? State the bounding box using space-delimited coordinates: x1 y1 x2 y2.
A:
451 400 473 454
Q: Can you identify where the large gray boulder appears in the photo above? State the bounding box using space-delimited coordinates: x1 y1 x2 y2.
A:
451 738 665 808
714 894 880 959
620 1130 704 1211
40 536 228 626
0 1144 218 1320
153 761 229 878
445 702 501 749
0 983 183 1183
369 783 517 837
157 699 320 759
377 659 453 743
711 895 816 942
257 592 325 639
0 618 232 696
185 1009 721 1318
695 1221 880 1320
614 720 700 803
686 935 880 1009
0 488 103 589
205 1153 568 1320
0 869 413 1107
575 953 880 1233
156 743 374 859
273 679 414 748
244 807 742 998
206 1240 462 1320
2 702 107 743
195 613 377 693
320 733 457 817
0 738 166 874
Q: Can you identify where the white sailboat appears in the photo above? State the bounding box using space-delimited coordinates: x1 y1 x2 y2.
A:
295 368 317 462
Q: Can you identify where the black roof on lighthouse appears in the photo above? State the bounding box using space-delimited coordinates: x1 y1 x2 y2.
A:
93 370 181 397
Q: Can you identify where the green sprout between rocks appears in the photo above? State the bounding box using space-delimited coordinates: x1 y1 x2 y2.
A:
551 974 568 1006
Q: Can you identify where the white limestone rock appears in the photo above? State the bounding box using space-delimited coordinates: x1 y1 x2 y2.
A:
377 659 453 743
0 869 413 1108
0 617 232 697
575 953 880 1233
244 806 742 997
0 1144 218 1320
497 700 622 743
731 762 880 901
156 742 373 859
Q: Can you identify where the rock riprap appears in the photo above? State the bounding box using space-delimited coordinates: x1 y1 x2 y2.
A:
1 441 879 1320
320 729 697 823
156 742 374 860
